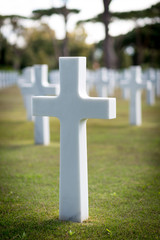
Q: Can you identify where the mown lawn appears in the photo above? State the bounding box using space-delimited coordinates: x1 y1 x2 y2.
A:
0 86 160 240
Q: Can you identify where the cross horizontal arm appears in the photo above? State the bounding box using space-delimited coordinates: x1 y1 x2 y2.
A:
20 83 34 95
138 82 147 89
80 97 116 120
32 96 59 117
42 84 59 96
120 81 130 89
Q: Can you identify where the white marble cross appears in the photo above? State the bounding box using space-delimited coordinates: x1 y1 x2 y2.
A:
95 68 116 98
120 66 147 126
129 66 150 125
143 68 156 106
146 81 155 106
21 65 59 96
49 70 60 85
95 68 109 97
86 69 95 95
119 69 131 100
20 65 59 145
20 67 35 121
156 70 160 97
130 66 143 125
32 57 116 223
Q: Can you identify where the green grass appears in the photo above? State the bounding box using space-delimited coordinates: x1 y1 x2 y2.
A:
0 86 160 240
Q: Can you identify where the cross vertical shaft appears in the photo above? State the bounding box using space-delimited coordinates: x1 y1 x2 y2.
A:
59 57 88 222
59 119 88 222
130 66 142 125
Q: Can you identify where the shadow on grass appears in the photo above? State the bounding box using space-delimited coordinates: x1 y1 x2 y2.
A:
88 121 130 130
2 214 158 240
0 140 57 150
0 216 80 240
0 144 34 150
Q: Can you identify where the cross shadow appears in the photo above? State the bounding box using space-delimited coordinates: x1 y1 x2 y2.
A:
0 216 78 239
0 144 34 150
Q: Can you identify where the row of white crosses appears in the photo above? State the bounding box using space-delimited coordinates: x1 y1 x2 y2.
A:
0 71 18 89
19 65 59 145
49 68 117 98
33 57 116 222
118 66 160 125
21 64 160 129
119 67 160 102
94 66 157 125
90 67 160 106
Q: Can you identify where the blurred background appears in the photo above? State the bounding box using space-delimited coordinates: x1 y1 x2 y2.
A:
0 0 160 71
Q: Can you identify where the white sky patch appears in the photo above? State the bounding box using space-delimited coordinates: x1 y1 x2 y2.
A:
84 23 105 44
109 20 135 37
110 0 160 12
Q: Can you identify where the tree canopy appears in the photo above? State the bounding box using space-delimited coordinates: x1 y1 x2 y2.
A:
114 23 160 68
32 7 80 19
112 2 160 20
32 5 80 56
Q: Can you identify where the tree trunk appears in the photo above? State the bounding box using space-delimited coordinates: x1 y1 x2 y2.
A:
135 24 143 65
62 6 69 56
102 0 116 68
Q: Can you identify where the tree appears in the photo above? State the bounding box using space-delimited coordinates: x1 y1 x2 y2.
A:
32 1 80 57
78 0 117 68
0 14 28 69
112 2 160 65
112 2 160 21
115 23 160 68
20 24 58 69
78 1 160 68
0 35 14 69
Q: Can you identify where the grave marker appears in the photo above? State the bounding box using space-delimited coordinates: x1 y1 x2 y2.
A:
95 68 108 97
120 66 147 125
119 69 131 100
20 67 34 121
20 65 58 145
143 68 156 105
156 70 160 97
33 57 116 222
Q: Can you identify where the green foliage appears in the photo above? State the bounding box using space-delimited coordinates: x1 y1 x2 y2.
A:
0 23 95 70
0 14 28 69
77 13 104 25
112 2 160 67
78 1 160 24
0 35 14 68
0 86 160 239
32 5 80 57
77 1 160 68
68 26 95 68
115 23 160 68
68 230 75 236
0 14 28 21
20 24 58 69
32 7 80 19
112 2 160 20
117 23 160 50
